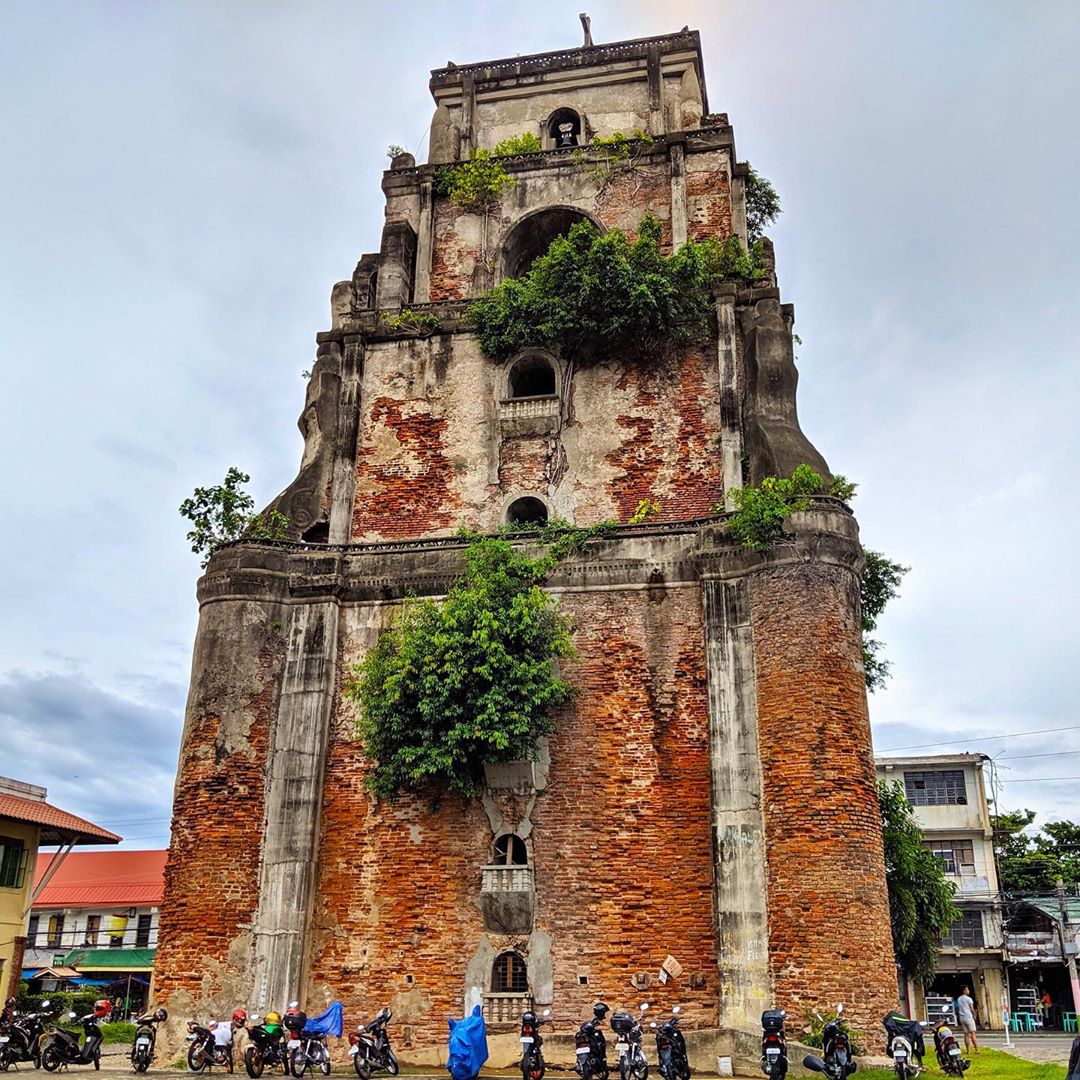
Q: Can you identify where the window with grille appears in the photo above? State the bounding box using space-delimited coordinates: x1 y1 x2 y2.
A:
904 770 967 806
492 835 528 866
135 913 153 948
926 839 976 876
0 836 28 889
27 914 39 945
941 910 984 948
491 951 528 993
84 915 101 945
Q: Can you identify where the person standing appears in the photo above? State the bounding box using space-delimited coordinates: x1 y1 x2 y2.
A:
956 987 979 1052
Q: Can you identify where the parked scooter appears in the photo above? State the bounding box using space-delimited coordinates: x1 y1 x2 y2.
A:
760 1010 788 1080
284 1007 329 1079
575 1004 610 1080
0 999 53 1069
348 1008 398 1079
652 1006 689 1080
931 1008 969 1077
40 1001 108 1072
518 1008 551 1080
802 1004 857 1080
187 1020 235 1073
244 1012 289 1078
130 1007 168 1073
611 1005 649 1080
882 1012 924 1079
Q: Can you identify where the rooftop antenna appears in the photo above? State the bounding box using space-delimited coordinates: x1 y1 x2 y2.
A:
579 12 593 47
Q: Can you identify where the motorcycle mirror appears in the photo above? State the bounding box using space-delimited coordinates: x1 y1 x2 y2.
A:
42 1000 51 1008
68 1011 77 1019
671 1006 681 1015
542 1009 551 1017
640 1003 649 1012
289 1001 299 1009
836 1004 844 1014
803 1055 826 1074
649 1022 657 1029
941 1006 950 1015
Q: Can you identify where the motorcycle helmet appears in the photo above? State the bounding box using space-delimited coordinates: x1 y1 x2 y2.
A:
265 1011 281 1026
154 1007 168 1023
232 1008 248 1027
593 1003 609 1021
93 1000 111 1019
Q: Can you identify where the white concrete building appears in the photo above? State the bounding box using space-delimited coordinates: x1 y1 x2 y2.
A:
876 752 1006 1029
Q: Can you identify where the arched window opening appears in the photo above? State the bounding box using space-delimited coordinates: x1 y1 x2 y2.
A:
508 356 556 398
506 497 549 528
547 108 582 148
502 207 594 280
493 834 528 866
491 951 529 993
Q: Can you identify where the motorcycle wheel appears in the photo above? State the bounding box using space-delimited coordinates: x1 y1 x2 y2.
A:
318 1047 331 1077
94 1050 101 1071
289 1047 308 1079
246 1047 265 1079
385 1048 399 1077
523 1050 545 1080
41 1047 63 1074
188 1043 208 1073
353 1053 371 1080
135 1051 151 1075
632 1051 649 1080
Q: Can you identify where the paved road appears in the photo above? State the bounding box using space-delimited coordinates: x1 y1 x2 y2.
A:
980 1032 1076 1065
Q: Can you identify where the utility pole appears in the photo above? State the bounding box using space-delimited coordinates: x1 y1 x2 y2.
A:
1055 879 1080 1013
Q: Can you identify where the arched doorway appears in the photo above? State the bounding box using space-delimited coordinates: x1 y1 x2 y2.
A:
500 207 598 280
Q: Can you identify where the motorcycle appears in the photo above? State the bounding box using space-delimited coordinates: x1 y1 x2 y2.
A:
519 1008 551 1080
40 1012 103 1072
187 1021 235 1073
652 1006 689 1080
802 1004 857 1080
0 1001 52 1070
348 1008 398 1079
611 1005 649 1080
244 1015 289 1078
882 1012 924 1080
931 1008 969 1077
575 1005 610 1080
130 1007 167 1073
760 1010 788 1080
284 1010 329 1080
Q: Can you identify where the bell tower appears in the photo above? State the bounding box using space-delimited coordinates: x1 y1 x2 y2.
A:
156 27 897 1069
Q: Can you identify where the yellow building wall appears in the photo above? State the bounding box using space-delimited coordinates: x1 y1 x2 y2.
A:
0 821 40 998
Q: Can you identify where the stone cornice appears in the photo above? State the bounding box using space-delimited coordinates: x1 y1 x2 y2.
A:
198 501 860 608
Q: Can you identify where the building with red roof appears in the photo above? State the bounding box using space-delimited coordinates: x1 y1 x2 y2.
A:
24 849 165 1013
0 776 119 1000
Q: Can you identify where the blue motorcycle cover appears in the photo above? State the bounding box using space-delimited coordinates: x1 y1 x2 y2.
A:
446 1005 488 1080
306 1002 344 1038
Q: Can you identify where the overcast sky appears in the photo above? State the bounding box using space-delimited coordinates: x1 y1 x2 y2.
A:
2 0 1078 849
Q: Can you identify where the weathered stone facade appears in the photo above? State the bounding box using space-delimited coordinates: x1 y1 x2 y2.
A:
155 28 895 1069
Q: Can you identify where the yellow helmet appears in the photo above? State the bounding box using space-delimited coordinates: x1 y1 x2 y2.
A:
265 1012 281 1025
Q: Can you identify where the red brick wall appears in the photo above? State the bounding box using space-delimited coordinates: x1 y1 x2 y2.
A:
749 564 896 1033
306 584 718 1045
155 622 284 1003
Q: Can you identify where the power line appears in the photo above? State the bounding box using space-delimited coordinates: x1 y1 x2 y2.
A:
878 723 1080 752
995 749 1080 762
1001 776 1080 784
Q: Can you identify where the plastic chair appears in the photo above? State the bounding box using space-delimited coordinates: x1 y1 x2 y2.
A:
1008 1014 1023 1033
1064 1012 1077 1033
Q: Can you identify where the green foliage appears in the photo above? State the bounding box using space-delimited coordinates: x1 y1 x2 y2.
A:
856 1049 1065 1080
993 809 1080 894
433 149 514 211
347 521 614 799
629 499 661 525
572 129 654 185
746 167 782 243
101 1021 137 1044
386 144 407 158
492 132 542 156
801 1007 864 1056
861 550 909 691
468 215 763 363
828 474 857 501
380 307 442 335
723 464 824 550
18 991 100 1018
179 467 290 568
879 779 960 983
